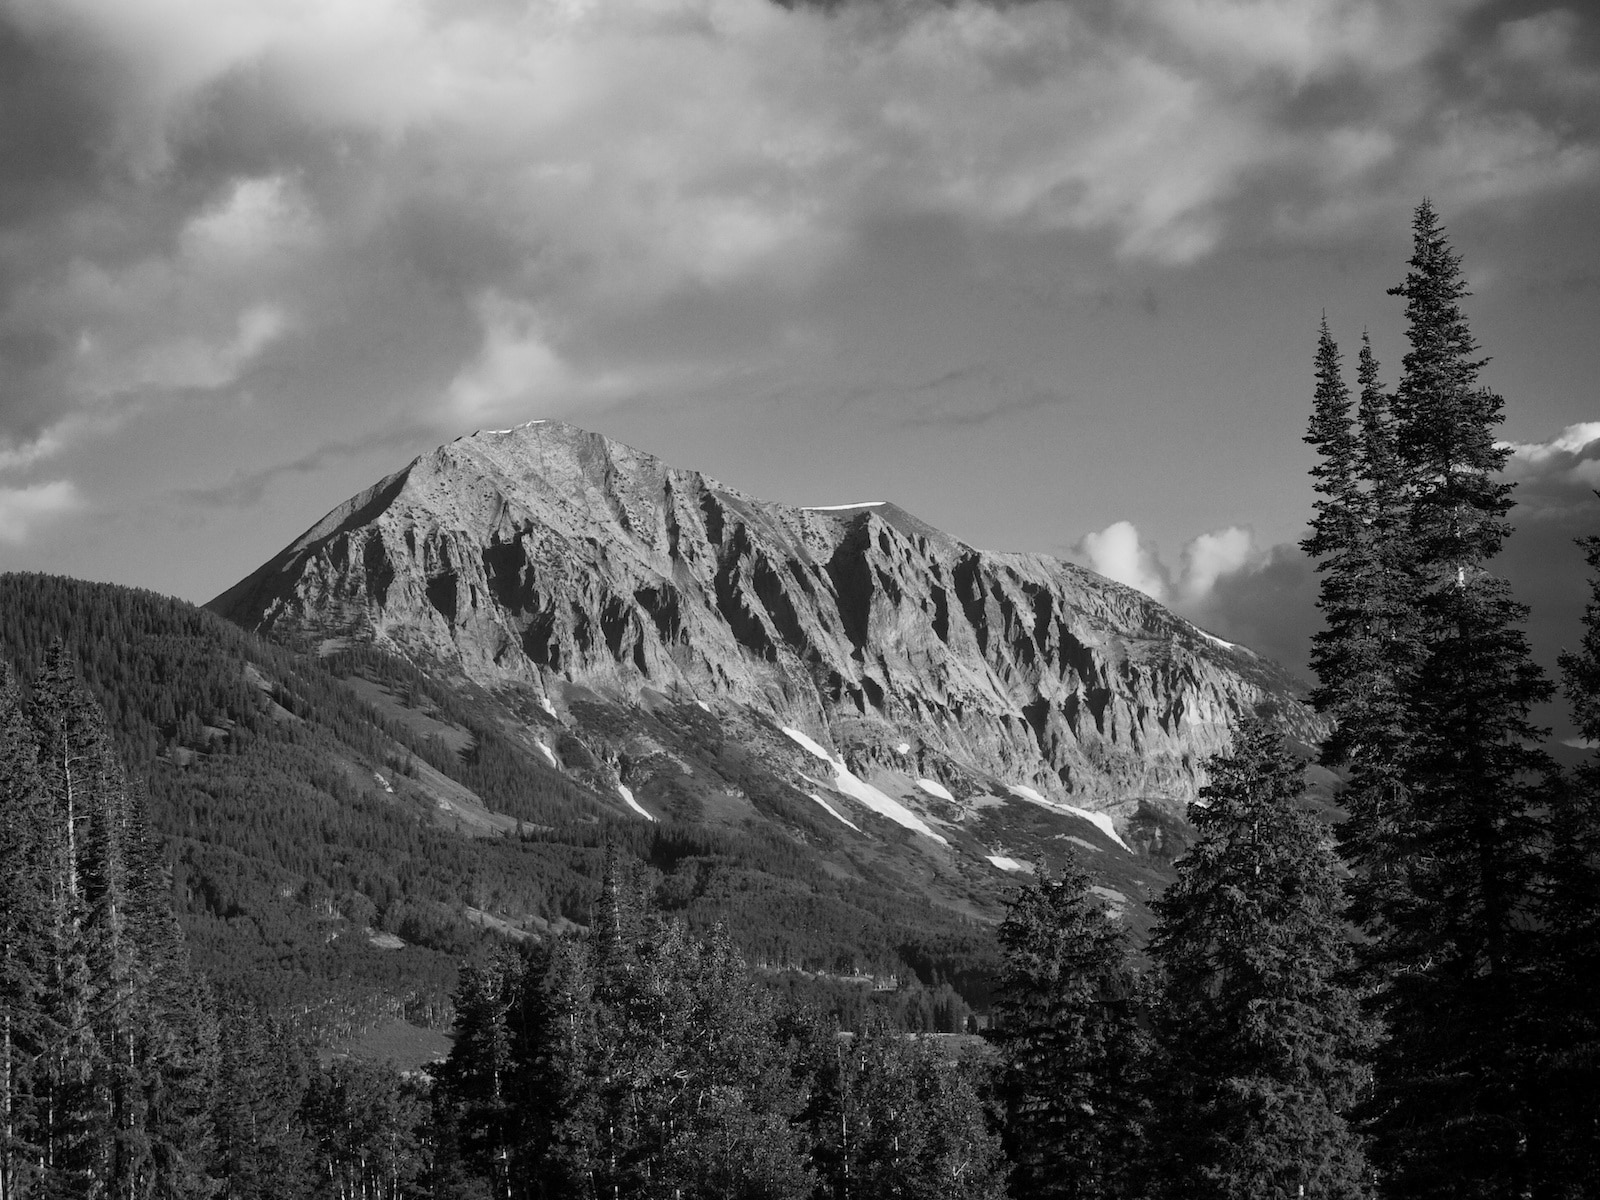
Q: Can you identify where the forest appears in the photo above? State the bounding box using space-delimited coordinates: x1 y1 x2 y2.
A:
3 202 1599 1199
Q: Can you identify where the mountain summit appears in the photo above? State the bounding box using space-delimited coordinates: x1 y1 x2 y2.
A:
211 420 1316 852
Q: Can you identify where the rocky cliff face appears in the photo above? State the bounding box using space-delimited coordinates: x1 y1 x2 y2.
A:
212 421 1319 837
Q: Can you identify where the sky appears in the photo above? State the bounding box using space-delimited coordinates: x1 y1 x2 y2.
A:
2 0 1599 731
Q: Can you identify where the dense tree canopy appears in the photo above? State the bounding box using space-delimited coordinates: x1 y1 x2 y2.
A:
1148 716 1375 1200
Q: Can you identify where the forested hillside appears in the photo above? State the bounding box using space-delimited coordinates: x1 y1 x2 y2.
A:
0 574 997 1038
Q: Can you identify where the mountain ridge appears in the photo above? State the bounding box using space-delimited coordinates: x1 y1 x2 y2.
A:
211 420 1323 851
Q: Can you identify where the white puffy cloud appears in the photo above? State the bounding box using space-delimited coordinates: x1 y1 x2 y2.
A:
0 481 84 544
1076 519 1277 607
1072 518 1316 671
1071 425 1600 684
1075 521 1171 600
1178 525 1257 604
1503 422 1600 520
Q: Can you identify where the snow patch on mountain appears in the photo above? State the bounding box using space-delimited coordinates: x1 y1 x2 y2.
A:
806 792 861 831
536 741 558 769
987 855 1030 872
1007 784 1130 851
801 502 886 511
1009 784 1050 806
784 727 947 844
616 783 654 822
783 727 835 762
1064 804 1131 852
917 779 954 801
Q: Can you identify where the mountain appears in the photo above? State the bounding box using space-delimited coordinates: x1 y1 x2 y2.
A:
212 421 1324 888
0 574 1001 1039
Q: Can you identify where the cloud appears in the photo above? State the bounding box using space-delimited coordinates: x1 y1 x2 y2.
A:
900 388 1068 430
1178 525 1256 604
175 423 436 509
5 3 1596 385
0 480 83 544
1503 422 1600 520
0 0 1595 526
1073 521 1172 601
1072 425 1600 694
1072 519 1318 672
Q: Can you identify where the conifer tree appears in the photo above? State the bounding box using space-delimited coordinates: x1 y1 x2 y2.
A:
811 1023 1005 1200
0 668 49 1200
1340 333 1419 934
1531 529 1600 1194
1303 202 1556 1197
212 1005 314 1200
1362 201 1552 1198
435 948 524 1199
1148 716 1375 1199
1303 323 1417 936
993 861 1147 1200
0 649 222 1200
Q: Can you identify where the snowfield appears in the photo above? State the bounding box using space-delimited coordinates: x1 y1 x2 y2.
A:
1007 785 1132 852
986 855 1029 872
806 792 861 831
616 783 654 822
917 779 954 801
783 727 948 844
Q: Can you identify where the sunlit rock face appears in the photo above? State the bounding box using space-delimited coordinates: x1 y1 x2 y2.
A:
212 420 1320 821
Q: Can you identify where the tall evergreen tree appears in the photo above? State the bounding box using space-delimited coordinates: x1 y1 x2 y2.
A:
1364 201 1553 1198
1147 716 1375 1200
993 861 1147 1200
434 948 524 1199
0 668 49 1200
1304 326 1418 938
1531 529 1600 1195
0 650 223 1200
810 1023 1005 1200
1340 332 1418 933
1304 201 1555 1198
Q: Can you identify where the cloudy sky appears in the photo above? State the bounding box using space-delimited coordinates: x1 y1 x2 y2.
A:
2 0 1598 723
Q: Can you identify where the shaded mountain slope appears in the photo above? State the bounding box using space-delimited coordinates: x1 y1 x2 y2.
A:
0 575 1018 1036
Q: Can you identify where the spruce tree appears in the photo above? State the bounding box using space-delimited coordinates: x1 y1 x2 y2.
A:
1531 530 1600 1194
993 861 1147 1200
1345 335 1417 916
0 668 49 1200
1303 322 1418 939
1364 201 1553 1198
812 1022 1006 1200
1148 715 1375 1200
1303 202 1556 1197
435 948 524 1199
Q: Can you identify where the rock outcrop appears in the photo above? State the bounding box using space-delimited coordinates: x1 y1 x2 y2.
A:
211 421 1318 824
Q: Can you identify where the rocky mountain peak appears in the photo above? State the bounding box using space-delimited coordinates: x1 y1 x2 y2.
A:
211 421 1321 844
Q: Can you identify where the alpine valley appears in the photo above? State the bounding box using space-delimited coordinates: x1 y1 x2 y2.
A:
3 421 1329 1042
